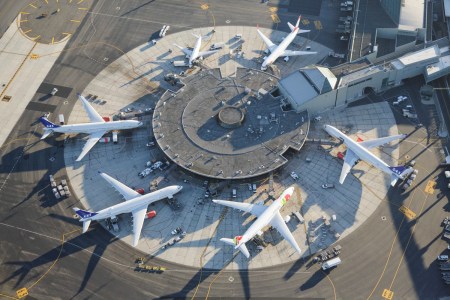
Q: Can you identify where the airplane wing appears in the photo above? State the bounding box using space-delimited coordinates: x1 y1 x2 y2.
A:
212 200 266 217
198 49 219 57
281 50 317 56
78 94 105 123
256 29 277 53
359 134 406 149
340 148 359 184
270 212 301 254
174 44 193 57
75 131 107 161
99 172 141 201
131 207 147 247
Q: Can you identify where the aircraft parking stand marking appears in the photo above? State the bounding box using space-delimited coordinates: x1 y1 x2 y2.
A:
271 14 280 24
367 187 420 299
387 193 430 296
314 20 323 30
382 289 394 300
424 180 436 194
398 205 416 220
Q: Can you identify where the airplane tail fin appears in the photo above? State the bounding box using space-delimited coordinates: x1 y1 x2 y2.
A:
39 117 59 129
388 166 413 187
220 236 250 258
295 15 301 28
73 207 97 222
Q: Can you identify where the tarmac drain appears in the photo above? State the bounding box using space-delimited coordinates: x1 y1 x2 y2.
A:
104 57 109 61
226 20 231 24
49 157 55 162
405 155 410 160
381 216 387 221
63 101 68 105
228 276 234 282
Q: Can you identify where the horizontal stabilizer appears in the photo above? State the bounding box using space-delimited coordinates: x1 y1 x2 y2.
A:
220 237 250 258
73 207 98 220
82 220 92 233
41 129 53 140
39 117 59 129
390 174 398 187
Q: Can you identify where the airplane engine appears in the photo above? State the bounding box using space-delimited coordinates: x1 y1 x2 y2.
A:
145 210 157 219
283 56 290 62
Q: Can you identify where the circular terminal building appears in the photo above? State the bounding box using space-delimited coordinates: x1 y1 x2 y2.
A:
153 68 309 179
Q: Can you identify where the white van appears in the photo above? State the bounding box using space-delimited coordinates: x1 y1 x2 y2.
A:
322 257 342 270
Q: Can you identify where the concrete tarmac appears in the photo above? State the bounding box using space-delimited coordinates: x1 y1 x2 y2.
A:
0 0 449 299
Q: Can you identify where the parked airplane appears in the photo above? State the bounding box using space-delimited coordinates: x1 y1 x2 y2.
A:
323 124 412 186
257 16 317 70
213 186 301 258
173 33 219 67
73 172 183 247
39 93 143 161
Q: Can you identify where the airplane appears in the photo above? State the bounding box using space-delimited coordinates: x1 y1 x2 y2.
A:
39 93 143 161
213 186 301 258
173 33 219 67
257 16 317 70
73 172 183 247
323 124 413 187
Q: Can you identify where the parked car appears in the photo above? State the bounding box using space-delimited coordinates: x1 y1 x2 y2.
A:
322 183 335 189
290 171 299 180
438 255 449 261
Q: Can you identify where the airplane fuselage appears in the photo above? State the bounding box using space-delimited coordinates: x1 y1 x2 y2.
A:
262 29 298 70
324 125 399 178
189 36 202 66
82 185 182 222
238 187 294 246
53 120 142 135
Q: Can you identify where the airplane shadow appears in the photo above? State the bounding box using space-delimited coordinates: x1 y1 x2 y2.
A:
0 224 119 297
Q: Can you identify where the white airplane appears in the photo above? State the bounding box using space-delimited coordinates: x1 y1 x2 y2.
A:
39 93 143 161
323 124 412 186
213 186 301 258
73 172 183 247
173 33 219 67
257 16 317 70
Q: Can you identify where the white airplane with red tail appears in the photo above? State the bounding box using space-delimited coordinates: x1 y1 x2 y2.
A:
213 186 301 258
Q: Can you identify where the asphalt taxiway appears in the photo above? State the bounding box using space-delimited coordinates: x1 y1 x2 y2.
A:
1 0 450 299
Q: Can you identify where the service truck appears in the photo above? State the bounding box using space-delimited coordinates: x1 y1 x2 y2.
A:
322 257 342 270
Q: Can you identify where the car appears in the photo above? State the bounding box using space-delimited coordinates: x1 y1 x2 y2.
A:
322 183 335 189
174 236 182 242
438 255 449 261
146 142 155 147
248 183 252 191
290 172 299 180
171 227 182 235
50 88 58 96
448 244 450 250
